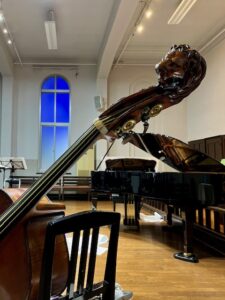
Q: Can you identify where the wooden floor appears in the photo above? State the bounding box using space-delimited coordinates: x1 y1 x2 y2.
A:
63 200 225 300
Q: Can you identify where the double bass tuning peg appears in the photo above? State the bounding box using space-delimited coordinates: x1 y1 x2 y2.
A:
141 106 150 134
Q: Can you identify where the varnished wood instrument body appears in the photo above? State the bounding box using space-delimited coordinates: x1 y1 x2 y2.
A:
0 189 68 300
0 45 206 300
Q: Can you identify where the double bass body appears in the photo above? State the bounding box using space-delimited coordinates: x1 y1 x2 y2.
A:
0 189 69 300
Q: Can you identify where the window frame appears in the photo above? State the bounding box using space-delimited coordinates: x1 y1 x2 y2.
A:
39 74 71 172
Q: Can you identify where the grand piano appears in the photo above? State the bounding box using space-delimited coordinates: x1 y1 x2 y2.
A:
91 133 225 262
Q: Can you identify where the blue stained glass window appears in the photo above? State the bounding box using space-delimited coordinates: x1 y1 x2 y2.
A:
55 127 69 159
41 93 54 122
56 76 69 90
41 126 54 170
40 75 70 171
41 76 55 89
56 93 70 122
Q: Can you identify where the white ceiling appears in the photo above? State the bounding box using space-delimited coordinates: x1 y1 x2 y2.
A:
1 0 225 77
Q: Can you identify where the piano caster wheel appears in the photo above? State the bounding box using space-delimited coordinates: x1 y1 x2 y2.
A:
174 252 199 263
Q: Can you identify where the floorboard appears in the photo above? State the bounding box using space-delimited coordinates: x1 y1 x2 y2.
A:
63 200 225 300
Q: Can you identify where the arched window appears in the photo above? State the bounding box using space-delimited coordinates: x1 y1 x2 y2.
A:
40 75 70 171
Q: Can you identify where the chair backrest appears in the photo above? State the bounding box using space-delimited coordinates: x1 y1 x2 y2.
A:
38 210 121 300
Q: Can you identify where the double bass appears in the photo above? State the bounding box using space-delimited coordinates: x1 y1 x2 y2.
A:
0 45 206 299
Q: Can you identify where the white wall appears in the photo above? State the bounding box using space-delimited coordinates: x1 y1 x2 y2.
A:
0 76 14 155
0 37 14 173
187 39 225 141
0 36 14 76
107 65 187 171
11 65 99 175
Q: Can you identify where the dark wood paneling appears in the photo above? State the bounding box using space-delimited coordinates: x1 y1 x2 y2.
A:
189 135 225 161
222 136 225 158
189 139 206 153
205 136 223 161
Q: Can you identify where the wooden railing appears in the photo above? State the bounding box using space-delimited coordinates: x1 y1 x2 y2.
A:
4 175 91 200
59 176 91 200
142 198 225 254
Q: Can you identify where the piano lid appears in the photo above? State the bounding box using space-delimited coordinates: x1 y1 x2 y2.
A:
122 133 225 172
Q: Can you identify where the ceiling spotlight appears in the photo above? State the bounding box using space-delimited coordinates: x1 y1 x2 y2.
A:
137 24 144 33
145 10 152 19
44 10 58 50
0 7 22 63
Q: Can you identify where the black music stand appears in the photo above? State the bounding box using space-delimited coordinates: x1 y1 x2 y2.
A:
0 157 27 188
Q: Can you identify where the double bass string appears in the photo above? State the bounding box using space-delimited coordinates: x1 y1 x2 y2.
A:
0 114 116 236
0 124 98 235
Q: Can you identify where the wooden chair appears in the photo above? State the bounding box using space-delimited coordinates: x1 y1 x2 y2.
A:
38 210 121 300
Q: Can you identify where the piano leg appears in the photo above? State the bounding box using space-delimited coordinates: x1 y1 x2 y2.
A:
124 194 128 225
90 191 98 209
167 205 173 226
134 195 140 228
123 193 139 228
174 206 199 263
